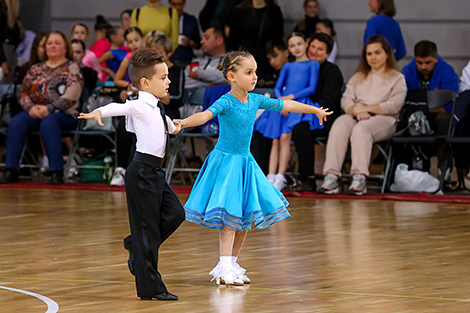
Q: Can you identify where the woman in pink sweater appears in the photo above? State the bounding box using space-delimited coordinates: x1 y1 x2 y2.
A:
318 35 407 195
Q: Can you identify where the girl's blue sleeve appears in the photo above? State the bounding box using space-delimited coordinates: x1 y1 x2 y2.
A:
394 27 407 61
257 94 283 112
208 98 229 116
292 61 319 99
274 63 288 98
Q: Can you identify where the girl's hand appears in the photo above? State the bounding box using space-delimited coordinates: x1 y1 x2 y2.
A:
356 111 371 121
78 109 104 126
172 123 182 134
315 107 333 125
280 110 289 117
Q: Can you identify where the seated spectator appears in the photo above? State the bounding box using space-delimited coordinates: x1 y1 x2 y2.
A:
184 22 227 91
266 38 289 79
315 18 338 63
130 0 179 50
71 39 98 97
169 0 201 65
98 26 129 80
255 32 321 191
292 33 344 191
71 23 103 81
401 40 459 174
364 0 406 61
16 31 47 85
120 9 133 30
318 35 406 195
250 38 289 174
1 31 84 185
294 0 320 38
15 18 36 67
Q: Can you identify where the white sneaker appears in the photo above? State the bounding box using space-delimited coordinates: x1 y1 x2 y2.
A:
348 175 367 195
40 156 49 173
317 175 340 194
110 167 126 186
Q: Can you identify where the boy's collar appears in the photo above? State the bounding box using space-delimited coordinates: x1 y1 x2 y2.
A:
138 91 160 107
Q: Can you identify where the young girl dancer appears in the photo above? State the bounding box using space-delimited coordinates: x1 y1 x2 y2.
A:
255 32 321 190
174 51 331 286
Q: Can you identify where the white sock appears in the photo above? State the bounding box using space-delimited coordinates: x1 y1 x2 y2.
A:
275 173 285 182
220 256 232 265
267 174 276 181
231 256 238 265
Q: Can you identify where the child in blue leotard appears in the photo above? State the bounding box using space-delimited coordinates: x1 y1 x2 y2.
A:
255 32 321 190
174 51 331 286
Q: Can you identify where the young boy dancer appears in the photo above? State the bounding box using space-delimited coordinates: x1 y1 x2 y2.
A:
79 49 185 301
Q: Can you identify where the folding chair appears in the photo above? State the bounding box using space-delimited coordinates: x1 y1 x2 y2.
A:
383 89 456 192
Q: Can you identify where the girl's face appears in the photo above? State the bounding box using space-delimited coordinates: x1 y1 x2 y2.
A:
287 35 307 60
71 25 89 42
368 0 379 13
45 33 67 60
126 31 144 52
230 57 258 92
304 0 319 18
121 12 131 30
315 23 331 36
37 36 47 61
72 42 85 64
111 27 125 46
307 39 329 64
366 42 388 71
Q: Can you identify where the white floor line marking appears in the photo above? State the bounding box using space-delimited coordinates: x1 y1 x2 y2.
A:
0 285 59 313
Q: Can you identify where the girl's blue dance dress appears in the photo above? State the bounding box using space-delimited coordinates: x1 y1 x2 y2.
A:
255 60 322 139
184 93 290 230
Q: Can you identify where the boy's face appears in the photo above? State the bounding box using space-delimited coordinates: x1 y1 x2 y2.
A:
267 47 289 71
144 63 171 98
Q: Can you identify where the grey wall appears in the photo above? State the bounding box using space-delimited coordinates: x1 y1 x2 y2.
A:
22 0 470 80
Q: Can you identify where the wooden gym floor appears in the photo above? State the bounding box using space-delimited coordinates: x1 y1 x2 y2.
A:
0 188 470 312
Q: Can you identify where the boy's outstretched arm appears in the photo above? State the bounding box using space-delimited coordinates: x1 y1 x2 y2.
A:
282 100 333 125
78 109 104 126
173 110 214 130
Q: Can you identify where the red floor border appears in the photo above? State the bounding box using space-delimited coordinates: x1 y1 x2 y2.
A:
0 182 469 204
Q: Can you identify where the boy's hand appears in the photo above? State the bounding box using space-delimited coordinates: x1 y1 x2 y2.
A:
78 109 104 126
316 107 333 125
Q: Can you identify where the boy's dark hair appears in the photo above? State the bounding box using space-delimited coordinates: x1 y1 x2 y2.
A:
129 49 166 89
317 18 336 37
124 26 143 39
308 32 334 54
120 9 133 20
71 23 89 35
208 19 226 44
71 38 86 51
414 40 438 59
266 38 287 56
106 26 119 42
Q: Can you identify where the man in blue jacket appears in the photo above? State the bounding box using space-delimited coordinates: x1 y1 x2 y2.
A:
402 40 459 174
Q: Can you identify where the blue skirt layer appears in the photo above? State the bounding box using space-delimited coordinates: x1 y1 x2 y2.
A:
254 97 323 139
184 148 290 230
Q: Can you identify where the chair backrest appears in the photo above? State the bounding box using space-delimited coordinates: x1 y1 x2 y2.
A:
426 89 456 109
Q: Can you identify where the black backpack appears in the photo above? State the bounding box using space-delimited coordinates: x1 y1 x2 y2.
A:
395 89 434 137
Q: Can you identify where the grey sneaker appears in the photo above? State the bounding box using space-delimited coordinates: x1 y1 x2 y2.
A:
317 175 340 194
348 175 367 195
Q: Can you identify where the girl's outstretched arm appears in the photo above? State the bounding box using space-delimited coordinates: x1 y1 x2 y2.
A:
283 100 333 125
174 110 214 129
